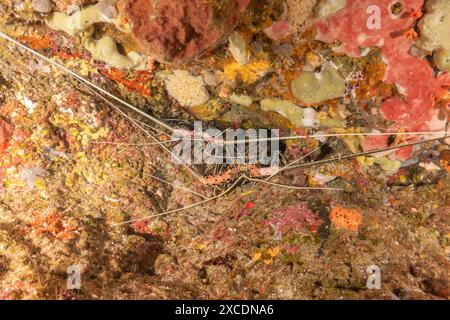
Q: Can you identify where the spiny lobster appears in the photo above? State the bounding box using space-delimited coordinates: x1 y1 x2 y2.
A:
201 165 279 185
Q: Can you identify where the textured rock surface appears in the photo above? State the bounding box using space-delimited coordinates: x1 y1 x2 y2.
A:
285 0 317 33
124 0 240 63
1 0 449 301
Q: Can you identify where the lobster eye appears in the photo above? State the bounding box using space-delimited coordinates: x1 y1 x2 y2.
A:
391 2 403 15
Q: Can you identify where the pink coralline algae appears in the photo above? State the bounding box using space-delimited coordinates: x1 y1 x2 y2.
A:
125 0 240 64
315 0 422 58
267 202 323 235
315 0 450 160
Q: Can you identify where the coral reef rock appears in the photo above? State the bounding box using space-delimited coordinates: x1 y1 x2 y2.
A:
124 0 240 64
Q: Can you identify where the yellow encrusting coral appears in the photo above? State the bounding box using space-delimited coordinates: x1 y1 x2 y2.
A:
224 59 271 84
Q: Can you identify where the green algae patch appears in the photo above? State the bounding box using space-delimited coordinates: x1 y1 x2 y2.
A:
84 36 145 70
46 3 131 36
230 93 253 107
46 3 142 70
260 99 318 128
46 5 108 36
290 66 346 104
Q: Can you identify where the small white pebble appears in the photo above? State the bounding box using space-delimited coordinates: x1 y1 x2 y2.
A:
32 0 52 13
